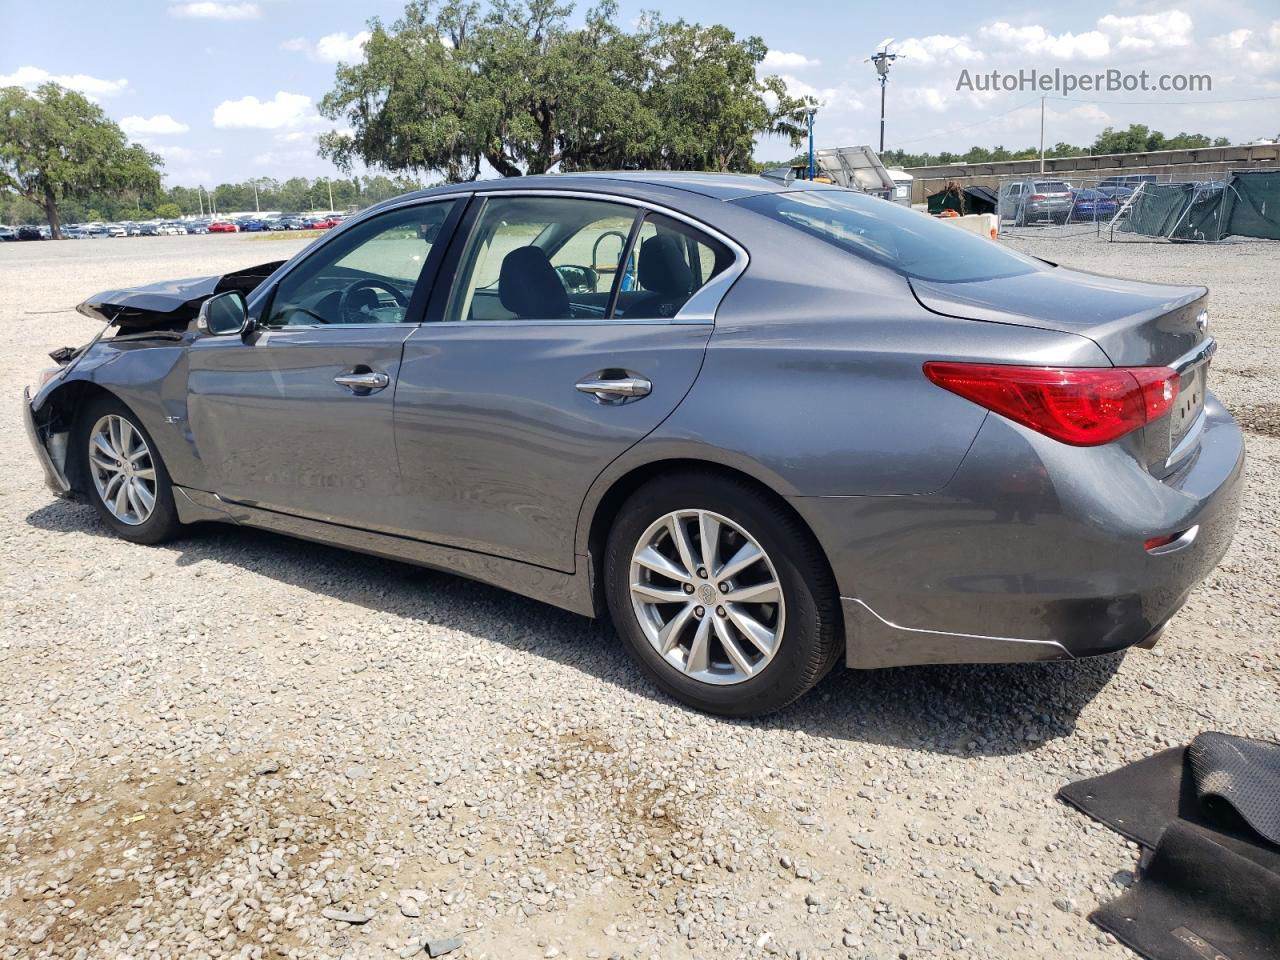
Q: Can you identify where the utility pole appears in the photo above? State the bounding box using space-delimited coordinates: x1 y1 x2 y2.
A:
327 178 334 212
1039 96 1046 174
867 45 903 154
253 178 260 213
197 187 204 218
807 109 816 180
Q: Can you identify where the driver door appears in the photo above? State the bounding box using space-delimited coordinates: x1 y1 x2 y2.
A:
185 198 461 531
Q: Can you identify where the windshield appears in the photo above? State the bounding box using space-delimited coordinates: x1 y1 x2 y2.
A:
737 189 1041 283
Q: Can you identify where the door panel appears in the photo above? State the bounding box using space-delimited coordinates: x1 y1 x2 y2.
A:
394 321 712 571
187 326 412 529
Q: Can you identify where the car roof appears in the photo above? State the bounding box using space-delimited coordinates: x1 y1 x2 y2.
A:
383 171 843 208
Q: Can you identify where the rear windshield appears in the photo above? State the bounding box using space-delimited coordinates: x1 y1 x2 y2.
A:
736 189 1040 283
1034 181 1071 192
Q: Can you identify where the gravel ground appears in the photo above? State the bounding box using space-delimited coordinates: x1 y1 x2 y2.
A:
1 231 1277 960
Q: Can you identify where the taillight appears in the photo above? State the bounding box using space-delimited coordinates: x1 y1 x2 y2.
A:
923 362 1179 446
1030 194 1047 201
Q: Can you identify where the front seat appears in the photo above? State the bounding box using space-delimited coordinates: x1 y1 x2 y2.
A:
625 234 694 318
499 246 570 319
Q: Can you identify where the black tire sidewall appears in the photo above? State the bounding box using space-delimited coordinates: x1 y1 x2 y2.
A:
604 474 838 717
76 395 182 545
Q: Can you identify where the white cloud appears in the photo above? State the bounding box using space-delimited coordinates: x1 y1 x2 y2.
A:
1097 11 1194 52
0 65 128 98
1212 22 1280 76
170 2 260 20
981 22 1110 60
281 30 371 63
761 50 820 71
213 91 316 129
895 34 985 65
120 114 190 136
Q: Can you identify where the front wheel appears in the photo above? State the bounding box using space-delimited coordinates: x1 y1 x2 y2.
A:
604 472 841 717
76 395 183 545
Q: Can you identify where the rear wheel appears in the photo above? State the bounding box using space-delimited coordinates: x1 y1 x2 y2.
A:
604 472 841 717
76 395 182 544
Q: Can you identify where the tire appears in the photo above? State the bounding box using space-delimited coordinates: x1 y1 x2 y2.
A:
604 471 842 717
75 394 183 545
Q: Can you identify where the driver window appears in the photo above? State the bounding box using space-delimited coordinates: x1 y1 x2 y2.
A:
263 200 456 327
445 196 637 322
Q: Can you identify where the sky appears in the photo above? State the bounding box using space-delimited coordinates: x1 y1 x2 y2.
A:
3 0 1279 187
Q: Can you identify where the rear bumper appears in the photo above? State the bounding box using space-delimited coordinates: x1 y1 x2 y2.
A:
23 387 74 498
792 394 1245 668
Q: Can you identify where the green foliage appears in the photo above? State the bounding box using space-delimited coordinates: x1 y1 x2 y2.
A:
877 125 1235 169
0 83 162 237
317 0 812 180
1 173 428 227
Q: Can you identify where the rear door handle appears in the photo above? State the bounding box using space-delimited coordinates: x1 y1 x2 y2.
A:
334 370 390 393
575 376 652 401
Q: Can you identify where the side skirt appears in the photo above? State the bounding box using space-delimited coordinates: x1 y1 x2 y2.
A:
174 487 597 618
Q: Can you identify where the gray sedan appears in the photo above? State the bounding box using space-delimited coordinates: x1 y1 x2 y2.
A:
24 173 1243 716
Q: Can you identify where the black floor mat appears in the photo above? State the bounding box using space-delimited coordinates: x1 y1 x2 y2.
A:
1058 735 1280 960
1091 822 1280 960
1059 745 1280 875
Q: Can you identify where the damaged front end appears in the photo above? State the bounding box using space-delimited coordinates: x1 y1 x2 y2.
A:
25 260 284 500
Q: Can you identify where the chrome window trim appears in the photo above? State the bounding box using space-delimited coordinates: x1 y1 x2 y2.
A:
440 188 749 326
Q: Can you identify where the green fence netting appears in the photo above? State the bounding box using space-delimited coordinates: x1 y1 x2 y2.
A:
1121 171 1280 241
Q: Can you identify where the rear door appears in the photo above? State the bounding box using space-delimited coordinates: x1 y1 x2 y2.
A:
186 198 462 530
393 192 744 572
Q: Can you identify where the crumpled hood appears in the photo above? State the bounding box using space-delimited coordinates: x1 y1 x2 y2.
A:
76 260 284 329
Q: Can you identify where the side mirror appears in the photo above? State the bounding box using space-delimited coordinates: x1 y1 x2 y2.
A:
197 290 252 336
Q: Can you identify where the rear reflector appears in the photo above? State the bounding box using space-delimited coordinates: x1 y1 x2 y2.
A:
923 362 1179 446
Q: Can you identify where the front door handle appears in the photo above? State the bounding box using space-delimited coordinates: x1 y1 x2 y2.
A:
334 370 390 393
575 376 652 401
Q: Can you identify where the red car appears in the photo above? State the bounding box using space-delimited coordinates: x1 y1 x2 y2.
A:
208 221 238 233
304 217 337 229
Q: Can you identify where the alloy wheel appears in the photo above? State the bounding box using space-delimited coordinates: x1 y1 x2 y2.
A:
629 509 785 685
88 414 157 526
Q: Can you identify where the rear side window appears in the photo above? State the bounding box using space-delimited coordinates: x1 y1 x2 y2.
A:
615 213 733 320
737 189 1039 284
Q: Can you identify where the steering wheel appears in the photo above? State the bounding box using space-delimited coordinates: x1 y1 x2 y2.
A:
337 278 409 323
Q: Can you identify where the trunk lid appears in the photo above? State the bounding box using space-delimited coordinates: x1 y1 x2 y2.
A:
910 266 1211 474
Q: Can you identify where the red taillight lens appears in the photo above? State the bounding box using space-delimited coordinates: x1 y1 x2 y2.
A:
923 362 1179 446
1030 194 1047 201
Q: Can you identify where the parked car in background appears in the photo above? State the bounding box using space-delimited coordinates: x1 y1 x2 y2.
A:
208 221 238 233
62 224 87 239
998 179 1075 225
1071 188 1120 221
23 173 1242 716
0 226 15 241
158 222 188 236
187 220 210 235
239 218 270 232
86 226 111 239
17 225 46 240
125 223 143 237
270 216 305 230
1098 175 1157 197
303 216 337 229
106 224 127 238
